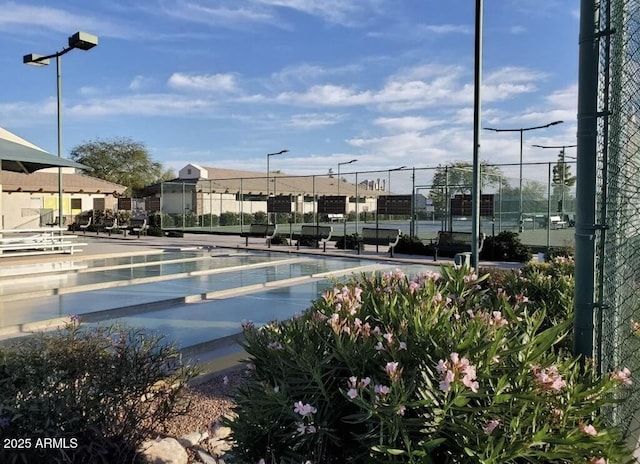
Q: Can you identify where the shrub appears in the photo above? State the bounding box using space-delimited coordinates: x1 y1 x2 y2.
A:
480 231 532 262
220 212 240 226
334 233 361 251
393 234 435 256
270 234 290 246
227 264 632 463
297 235 319 248
0 320 196 464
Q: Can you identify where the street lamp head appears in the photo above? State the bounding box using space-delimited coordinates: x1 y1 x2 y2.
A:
23 54 50 66
484 120 564 132
68 31 98 51
268 149 288 156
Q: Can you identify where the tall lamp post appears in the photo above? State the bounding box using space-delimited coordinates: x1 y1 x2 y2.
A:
24 31 98 230
532 144 577 218
483 120 563 232
387 165 407 194
337 159 357 250
266 149 289 197
266 149 288 223
337 159 358 197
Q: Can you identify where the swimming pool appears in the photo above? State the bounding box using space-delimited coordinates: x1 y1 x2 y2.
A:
0 249 436 353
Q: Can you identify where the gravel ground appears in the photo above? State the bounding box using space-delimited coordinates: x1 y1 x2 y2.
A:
161 368 245 439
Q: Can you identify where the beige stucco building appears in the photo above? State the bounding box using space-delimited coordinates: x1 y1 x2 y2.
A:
147 163 388 218
1 168 126 229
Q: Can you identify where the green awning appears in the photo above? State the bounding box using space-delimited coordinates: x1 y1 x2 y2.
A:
0 137 88 174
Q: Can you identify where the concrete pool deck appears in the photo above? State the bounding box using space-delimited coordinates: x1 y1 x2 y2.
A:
0 230 525 268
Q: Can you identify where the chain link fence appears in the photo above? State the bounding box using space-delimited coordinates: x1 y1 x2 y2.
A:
595 0 640 452
155 162 576 250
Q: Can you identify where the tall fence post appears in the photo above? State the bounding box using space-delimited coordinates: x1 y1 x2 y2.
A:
574 0 599 359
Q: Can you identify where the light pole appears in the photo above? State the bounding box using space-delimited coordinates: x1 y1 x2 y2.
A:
337 159 357 250
337 159 358 197
266 149 288 223
387 165 407 194
532 144 577 218
266 149 288 197
24 31 98 230
484 120 563 231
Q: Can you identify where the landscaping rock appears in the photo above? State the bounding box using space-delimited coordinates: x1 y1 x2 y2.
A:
139 437 189 464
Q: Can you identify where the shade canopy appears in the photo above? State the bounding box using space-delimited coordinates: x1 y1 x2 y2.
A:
0 129 88 173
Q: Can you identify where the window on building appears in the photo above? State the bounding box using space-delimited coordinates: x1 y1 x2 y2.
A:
71 198 82 210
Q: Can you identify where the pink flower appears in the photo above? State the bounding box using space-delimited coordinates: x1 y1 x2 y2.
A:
385 361 402 382
439 370 455 392
359 377 371 388
588 458 607 464
611 367 632 385
396 405 406 416
374 384 390 396
267 341 284 350
375 342 384 351
293 401 317 417
462 375 479 392
347 388 358 399
258 459 266 464
483 419 500 435
399 341 407 350
463 273 478 283
532 365 566 392
580 423 598 437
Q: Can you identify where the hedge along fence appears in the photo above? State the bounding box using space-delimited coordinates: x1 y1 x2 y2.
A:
226 259 635 463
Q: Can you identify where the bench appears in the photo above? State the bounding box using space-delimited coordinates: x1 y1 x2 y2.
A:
433 231 485 261
549 215 568 229
296 225 333 252
240 223 277 247
358 227 401 257
128 218 148 238
327 214 344 222
94 217 118 235
79 217 92 234
0 228 87 257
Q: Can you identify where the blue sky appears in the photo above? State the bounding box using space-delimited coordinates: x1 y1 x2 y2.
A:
0 0 579 181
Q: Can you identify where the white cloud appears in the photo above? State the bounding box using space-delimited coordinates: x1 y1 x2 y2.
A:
168 72 239 92
510 25 526 34
484 67 548 85
0 1 132 38
286 113 343 128
67 94 213 117
129 75 154 91
270 62 362 86
374 116 445 132
272 64 542 111
544 84 578 111
253 0 387 26
417 24 472 35
161 1 276 28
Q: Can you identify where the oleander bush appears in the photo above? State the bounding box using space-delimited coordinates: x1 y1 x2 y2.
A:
393 234 435 257
335 233 362 251
0 320 196 464
270 234 290 246
479 231 532 262
227 260 634 463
